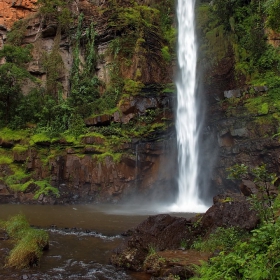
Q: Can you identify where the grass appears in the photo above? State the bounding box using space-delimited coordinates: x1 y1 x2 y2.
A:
1 214 49 268
192 227 249 253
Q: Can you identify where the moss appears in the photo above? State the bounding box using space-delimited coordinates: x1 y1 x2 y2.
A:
259 103 269 115
123 79 144 96
1 214 49 268
0 155 13 165
30 133 51 145
0 128 29 142
143 253 166 275
161 46 171 62
162 83 175 93
12 145 28 153
93 152 122 163
60 134 80 145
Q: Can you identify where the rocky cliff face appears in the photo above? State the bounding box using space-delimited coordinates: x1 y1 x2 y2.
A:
2 0 279 205
205 86 280 192
0 0 37 50
0 0 37 29
0 91 177 204
0 0 178 204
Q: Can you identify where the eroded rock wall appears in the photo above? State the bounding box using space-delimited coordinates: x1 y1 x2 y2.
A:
205 87 280 192
0 0 37 29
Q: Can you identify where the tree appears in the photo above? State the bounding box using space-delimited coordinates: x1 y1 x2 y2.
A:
0 45 34 126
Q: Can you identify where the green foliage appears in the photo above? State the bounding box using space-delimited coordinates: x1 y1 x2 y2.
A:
30 133 51 145
3 214 29 238
227 163 248 180
161 46 171 62
106 3 160 31
0 44 33 65
1 214 49 268
148 244 157 256
265 0 280 32
123 79 144 95
0 45 35 126
70 16 100 111
0 155 13 165
5 168 31 191
227 163 277 223
93 152 122 163
6 20 29 46
11 88 44 129
192 226 249 253
68 113 86 139
191 219 280 280
42 34 64 101
38 0 73 29
32 180 60 199
12 145 28 154
30 93 73 138
197 0 280 89
0 128 29 142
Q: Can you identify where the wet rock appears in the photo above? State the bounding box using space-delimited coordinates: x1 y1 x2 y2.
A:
111 214 192 271
240 180 258 196
224 89 241 98
111 195 256 274
13 149 28 163
85 114 112 126
230 127 248 137
201 193 260 232
0 138 15 148
82 136 105 145
41 25 57 38
254 86 268 92
0 184 11 196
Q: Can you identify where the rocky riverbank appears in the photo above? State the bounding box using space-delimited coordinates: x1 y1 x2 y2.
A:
110 192 259 279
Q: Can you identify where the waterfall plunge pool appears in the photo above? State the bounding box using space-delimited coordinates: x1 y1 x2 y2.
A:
0 204 195 280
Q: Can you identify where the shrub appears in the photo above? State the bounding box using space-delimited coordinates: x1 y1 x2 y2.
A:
192 226 249 253
192 219 280 280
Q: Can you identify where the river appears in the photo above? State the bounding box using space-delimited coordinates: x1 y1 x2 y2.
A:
0 204 194 280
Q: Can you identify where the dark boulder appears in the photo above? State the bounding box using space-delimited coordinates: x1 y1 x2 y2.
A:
110 214 192 271
201 193 260 232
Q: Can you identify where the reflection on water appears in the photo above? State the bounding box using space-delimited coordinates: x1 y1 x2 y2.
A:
0 204 195 279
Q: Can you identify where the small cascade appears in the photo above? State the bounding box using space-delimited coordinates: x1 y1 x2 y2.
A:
169 0 208 213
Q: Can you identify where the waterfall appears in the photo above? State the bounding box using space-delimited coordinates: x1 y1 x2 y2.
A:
169 0 208 213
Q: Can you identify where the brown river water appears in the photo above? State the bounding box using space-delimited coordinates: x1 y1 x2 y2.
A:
0 204 194 280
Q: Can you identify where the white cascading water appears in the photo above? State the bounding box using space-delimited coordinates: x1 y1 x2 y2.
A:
169 0 208 213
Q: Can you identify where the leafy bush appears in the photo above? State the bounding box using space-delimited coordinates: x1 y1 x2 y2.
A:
265 0 280 32
227 163 277 223
33 180 60 199
192 227 249 253
192 219 280 280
